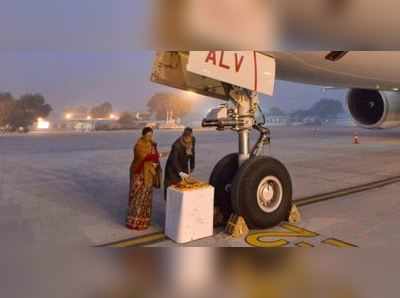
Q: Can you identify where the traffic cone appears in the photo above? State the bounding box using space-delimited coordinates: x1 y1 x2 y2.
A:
353 133 360 144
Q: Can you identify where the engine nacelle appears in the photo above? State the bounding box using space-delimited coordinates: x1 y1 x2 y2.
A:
347 89 400 129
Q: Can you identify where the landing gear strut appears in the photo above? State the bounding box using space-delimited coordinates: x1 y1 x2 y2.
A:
204 87 293 229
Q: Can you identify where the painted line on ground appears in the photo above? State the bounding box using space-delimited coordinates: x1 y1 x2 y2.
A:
295 175 400 207
295 241 315 248
95 232 166 248
321 238 358 248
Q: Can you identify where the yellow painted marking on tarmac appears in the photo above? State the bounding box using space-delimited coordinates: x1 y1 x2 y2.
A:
245 223 319 248
110 232 166 248
249 223 319 238
295 241 315 248
321 238 358 248
246 236 289 248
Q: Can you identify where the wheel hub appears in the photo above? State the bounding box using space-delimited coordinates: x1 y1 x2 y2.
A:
257 176 283 213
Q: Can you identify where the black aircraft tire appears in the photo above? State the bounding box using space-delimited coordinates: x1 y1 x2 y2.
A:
231 156 292 229
209 153 239 224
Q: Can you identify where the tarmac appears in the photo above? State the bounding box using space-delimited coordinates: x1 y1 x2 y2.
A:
4 126 400 297
2 126 400 248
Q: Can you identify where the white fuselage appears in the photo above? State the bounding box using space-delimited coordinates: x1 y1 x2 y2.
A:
264 51 400 91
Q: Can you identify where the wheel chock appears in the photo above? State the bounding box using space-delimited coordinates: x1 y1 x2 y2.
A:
288 204 301 224
353 134 360 144
225 214 249 238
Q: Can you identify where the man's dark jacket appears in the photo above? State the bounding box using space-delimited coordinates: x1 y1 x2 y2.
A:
164 137 196 198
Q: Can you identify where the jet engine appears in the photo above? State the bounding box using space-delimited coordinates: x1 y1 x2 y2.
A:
347 89 400 129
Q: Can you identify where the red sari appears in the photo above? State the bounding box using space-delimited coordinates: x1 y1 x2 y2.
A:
126 137 159 230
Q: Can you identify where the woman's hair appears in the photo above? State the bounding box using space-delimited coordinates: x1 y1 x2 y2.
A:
142 126 153 136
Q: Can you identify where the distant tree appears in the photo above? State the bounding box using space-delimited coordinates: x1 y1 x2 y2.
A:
118 112 136 126
147 93 192 120
90 102 113 119
8 93 52 131
290 99 344 122
290 109 310 122
0 92 15 127
309 98 344 119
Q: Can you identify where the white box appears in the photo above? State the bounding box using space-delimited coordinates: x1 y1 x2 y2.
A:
165 184 214 244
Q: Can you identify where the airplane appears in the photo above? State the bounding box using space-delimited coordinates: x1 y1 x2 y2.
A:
151 50 400 229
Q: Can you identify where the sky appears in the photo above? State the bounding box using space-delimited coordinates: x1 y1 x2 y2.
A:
0 1 346 118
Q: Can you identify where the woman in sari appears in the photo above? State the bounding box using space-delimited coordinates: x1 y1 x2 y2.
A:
126 127 160 230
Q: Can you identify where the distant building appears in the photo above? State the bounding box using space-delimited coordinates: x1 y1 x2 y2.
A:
265 114 290 126
156 111 184 129
74 121 95 132
135 112 151 121
60 110 123 131
303 116 322 126
62 119 118 132
34 118 51 130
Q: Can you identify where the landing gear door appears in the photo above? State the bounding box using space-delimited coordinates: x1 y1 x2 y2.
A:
187 51 276 96
151 51 230 100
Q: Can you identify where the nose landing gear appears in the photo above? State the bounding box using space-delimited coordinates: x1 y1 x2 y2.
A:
205 87 293 229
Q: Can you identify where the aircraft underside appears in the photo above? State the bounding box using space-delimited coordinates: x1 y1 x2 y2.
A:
151 51 400 229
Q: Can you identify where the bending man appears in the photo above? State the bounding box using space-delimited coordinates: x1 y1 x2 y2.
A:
164 127 196 199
